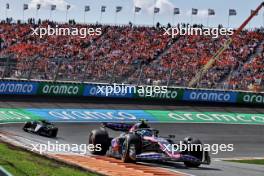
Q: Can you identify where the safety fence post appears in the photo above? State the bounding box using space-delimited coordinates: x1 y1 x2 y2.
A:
2 56 10 79
53 59 62 82
27 55 38 80
137 65 144 86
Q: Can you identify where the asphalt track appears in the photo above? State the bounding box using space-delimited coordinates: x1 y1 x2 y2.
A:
0 101 264 113
0 101 264 176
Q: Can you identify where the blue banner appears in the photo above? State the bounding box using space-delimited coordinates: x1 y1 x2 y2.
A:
26 109 156 122
183 90 238 103
0 81 38 95
83 85 133 98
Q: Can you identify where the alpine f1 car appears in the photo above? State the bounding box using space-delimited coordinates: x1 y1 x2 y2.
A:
89 120 210 167
23 120 58 138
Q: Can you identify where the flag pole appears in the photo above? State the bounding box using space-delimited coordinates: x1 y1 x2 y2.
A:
84 11 86 24
50 10 52 21
5 9 7 19
36 9 38 21
154 0 157 26
171 8 174 26
153 13 155 26
133 11 136 24
263 11 264 27
66 10 68 22
23 9 25 23
172 14 174 26
100 11 102 23
115 12 117 25
23 1 25 23
227 15 230 28
207 14 209 27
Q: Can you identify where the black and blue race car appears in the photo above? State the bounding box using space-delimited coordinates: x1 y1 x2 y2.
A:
89 120 210 167
23 120 58 138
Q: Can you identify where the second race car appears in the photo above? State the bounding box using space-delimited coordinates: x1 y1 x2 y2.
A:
23 120 58 138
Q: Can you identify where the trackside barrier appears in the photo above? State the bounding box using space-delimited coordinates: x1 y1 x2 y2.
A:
0 80 263 105
183 89 237 103
237 92 264 105
37 82 84 96
1 108 264 125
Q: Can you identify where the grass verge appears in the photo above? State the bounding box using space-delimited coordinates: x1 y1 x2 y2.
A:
0 142 99 176
228 159 264 165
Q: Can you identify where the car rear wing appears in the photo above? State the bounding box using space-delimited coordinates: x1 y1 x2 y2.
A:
102 122 133 132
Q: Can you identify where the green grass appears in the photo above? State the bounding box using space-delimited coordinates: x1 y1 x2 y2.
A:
228 159 264 165
0 142 99 176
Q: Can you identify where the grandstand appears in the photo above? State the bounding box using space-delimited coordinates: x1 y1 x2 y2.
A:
0 2 263 92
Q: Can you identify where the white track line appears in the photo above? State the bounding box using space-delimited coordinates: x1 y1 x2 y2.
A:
166 168 196 176
215 157 264 161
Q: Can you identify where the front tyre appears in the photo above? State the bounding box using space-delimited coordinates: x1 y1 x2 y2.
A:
184 161 201 167
183 138 203 167
121 134 141 163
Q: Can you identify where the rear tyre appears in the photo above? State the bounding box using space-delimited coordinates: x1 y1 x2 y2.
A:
89 129 110 155
121 134 141 163
23 122 31 132
183 138 203 167
51 129 58 138
48 129 58 138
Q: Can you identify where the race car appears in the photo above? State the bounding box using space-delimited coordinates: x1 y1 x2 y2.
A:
23 120 58 138
89 120 211 167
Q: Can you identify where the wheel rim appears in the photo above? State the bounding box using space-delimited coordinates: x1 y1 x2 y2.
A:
121 141 127 157
122 140 136 161
129 144 136 160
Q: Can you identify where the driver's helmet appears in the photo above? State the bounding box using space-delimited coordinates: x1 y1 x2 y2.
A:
137 129 153 137
129 120 150 132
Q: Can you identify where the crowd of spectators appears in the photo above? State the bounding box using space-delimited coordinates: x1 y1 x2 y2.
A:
228 43 264 91
0 20 170 82
0 19 263 91
127 29 264 91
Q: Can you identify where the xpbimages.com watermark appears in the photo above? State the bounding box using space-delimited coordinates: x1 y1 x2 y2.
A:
31 141 102 155
31 25 102 38
30 141 234 155
93 83 168 97
163 26 234 38
162 142 234 155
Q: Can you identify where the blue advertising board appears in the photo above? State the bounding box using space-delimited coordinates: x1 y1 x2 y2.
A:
183 89 238 103
0 81 38 95
83 85 134 98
